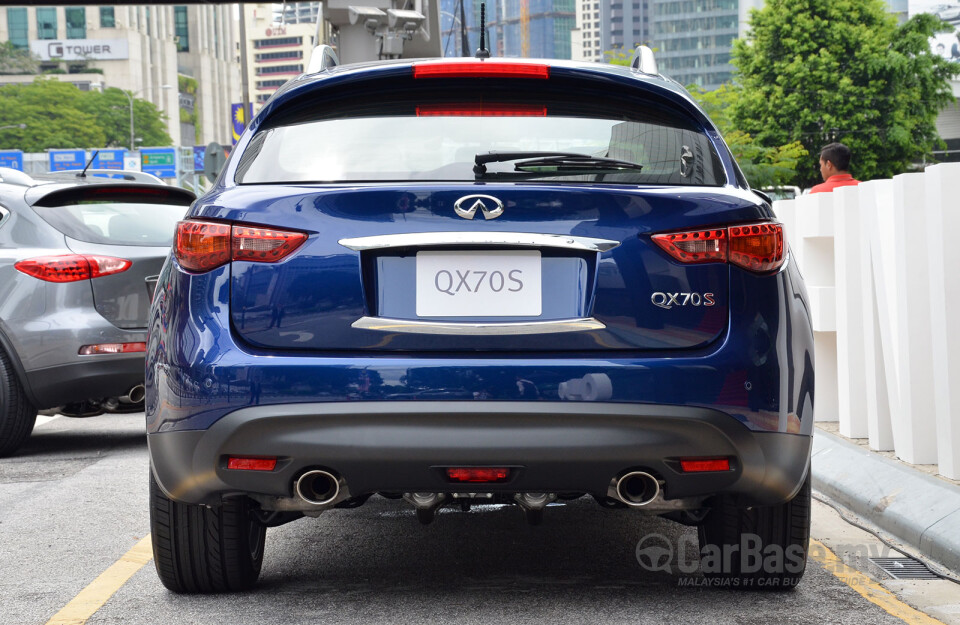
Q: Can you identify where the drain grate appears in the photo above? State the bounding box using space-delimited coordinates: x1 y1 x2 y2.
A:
869 557 940 580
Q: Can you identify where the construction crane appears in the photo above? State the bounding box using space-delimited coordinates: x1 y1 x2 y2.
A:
520 0 530 57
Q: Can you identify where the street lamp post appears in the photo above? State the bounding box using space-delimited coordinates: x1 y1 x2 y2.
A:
118 88 135 151
90 84 173 150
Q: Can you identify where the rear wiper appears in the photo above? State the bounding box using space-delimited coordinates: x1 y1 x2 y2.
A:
473 151 643 176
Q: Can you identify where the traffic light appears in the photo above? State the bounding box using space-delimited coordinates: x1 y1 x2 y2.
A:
203 142 230 184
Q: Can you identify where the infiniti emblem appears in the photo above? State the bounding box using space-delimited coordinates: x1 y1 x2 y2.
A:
454 194 504 220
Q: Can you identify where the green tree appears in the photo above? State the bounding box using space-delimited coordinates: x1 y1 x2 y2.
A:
0 78 105 150
601 50 809 188
0 78 172 151
78 87 172 148
603 49 632 66
0 42 38 75
688 84 808 188
733 1 959 187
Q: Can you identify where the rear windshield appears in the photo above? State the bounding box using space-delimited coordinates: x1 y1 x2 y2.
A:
236 81 726 186
32 201 187 246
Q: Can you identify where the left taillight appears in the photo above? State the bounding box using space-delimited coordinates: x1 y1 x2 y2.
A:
14 255 131 282
174 221 307 272
651 221 785 273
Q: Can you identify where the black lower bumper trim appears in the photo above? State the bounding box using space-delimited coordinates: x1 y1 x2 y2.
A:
148 401 811 508
26 357 144 409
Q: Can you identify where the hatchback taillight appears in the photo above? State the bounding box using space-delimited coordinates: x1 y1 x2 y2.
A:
174 221 307 272
651 222 785 273
14 255 131 282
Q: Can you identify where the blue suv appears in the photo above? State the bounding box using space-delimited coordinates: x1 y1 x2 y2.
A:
146 53 814 592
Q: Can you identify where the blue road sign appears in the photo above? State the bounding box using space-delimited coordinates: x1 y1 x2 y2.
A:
49 149 86 171
92 149 126 170
0 150 24 170
140 147 177 178
193 146 205 173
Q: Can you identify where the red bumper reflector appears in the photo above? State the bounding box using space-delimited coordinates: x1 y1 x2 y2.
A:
679 458 731 473
416 103 547 117
413 61 550 79
227 456 278 471
446 467 511 483
78 342 147 355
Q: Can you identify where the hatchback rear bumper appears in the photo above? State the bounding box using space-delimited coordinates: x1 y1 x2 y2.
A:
25 356 144 409
148 401 811 509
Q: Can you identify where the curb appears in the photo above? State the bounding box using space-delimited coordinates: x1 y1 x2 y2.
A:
811 428 960 574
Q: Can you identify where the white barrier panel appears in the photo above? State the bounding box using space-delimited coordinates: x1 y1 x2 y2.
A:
774 164 960 477
834 185 867 438
858 180 894 452
925 163 960 478
778 192 838 422
892 172 938 465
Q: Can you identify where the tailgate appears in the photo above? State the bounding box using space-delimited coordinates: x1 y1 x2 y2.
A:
223 185 758 352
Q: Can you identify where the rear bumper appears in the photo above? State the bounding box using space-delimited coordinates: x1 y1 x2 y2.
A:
148 401 811 508
26 356 144 408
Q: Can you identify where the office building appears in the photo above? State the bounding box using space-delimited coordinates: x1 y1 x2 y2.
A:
242 3 318 114
651 0 754 89
441 0 576 59
571 0 650 62
275 2 321 25
0 4 240 146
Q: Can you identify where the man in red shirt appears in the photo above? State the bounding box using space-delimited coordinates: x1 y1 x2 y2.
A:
810 142 861 193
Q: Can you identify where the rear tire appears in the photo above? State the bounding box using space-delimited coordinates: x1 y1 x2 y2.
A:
149 471 266 593
697 474 811 590
0 348 37 458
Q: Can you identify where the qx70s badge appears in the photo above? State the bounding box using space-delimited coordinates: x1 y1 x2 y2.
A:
651 292 716 309
454 194 504 220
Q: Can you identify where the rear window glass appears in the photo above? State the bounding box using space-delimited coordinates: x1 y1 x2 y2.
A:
236 82 725 186
32 202 187 246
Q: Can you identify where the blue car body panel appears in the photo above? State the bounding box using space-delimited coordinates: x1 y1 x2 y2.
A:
146 58 814 510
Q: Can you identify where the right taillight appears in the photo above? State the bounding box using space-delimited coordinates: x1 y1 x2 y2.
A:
728 222 784 273
652 221 785 273
174 221 307 272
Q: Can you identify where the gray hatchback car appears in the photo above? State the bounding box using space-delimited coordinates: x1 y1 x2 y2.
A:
0 167 194 456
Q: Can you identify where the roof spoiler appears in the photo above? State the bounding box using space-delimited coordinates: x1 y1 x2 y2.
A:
307 44 340 73
29 182 196 207
47 169 165 184
0 168 166 186
630 45 658 76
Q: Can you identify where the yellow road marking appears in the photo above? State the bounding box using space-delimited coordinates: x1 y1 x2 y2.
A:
809 539 946 625
39 533 947 625
45 535 153 625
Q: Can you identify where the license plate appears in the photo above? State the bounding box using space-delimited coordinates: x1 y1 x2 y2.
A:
416 250 541 317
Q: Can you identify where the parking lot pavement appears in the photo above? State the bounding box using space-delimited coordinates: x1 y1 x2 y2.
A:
1 414 958 625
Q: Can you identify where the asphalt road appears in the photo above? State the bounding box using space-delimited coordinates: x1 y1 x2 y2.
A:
0 413 947 625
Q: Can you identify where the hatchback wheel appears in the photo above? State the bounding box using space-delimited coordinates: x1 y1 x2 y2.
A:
149 471 266 593
697 474 811 589
0 349 37 458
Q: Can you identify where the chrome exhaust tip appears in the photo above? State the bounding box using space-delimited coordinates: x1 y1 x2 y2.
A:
294 469 341 506
615 471 660 507
122 384 146 404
